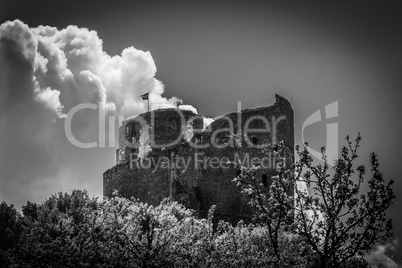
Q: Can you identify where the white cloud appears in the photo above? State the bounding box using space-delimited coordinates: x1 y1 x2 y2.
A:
203 117 214 129
0 20 37 65
33 78 65 118
179 104 198 114
79 70 107 103
0 19 205 208
365 240 401 268
7 20 181 119
1 19 201 120
34 87 65 118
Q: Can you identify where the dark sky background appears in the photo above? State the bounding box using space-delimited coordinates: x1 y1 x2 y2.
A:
1 0 401 263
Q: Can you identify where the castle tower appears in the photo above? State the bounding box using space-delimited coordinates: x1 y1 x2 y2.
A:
103 94 294 223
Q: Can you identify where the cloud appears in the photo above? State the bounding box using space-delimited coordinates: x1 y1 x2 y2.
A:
179 104 198 114
33 78 65 119
0 19 201 208
177 105 216 130
365 240 401 268
203 117 214 129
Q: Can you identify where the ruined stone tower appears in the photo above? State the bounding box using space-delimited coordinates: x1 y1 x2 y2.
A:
103 94 294 222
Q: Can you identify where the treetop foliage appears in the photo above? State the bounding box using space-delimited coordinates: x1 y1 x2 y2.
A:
234 134 395 268
0 134 395 268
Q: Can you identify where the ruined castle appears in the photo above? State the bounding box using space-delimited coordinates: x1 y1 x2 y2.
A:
103 94 294 222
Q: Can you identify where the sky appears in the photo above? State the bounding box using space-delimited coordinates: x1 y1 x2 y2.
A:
1 1 401 265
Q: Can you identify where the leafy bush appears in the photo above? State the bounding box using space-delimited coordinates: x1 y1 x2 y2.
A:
0 190 311 267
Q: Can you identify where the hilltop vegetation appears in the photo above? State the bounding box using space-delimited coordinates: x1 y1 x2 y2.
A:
0 192 311 267
0 135 395 268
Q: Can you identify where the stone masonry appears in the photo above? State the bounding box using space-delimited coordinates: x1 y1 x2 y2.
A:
103 94 294 223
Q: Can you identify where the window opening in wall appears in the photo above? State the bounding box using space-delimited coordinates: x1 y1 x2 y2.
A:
251 136 258 145
262 174 268 187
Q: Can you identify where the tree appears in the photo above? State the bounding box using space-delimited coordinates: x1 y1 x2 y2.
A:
232 142 295 264
15 190 103 268
292 134 395 267
0 201 22 267
2 189 315 267
234 134 395 268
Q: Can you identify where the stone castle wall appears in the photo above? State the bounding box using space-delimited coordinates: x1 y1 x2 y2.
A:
103 94 294 223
